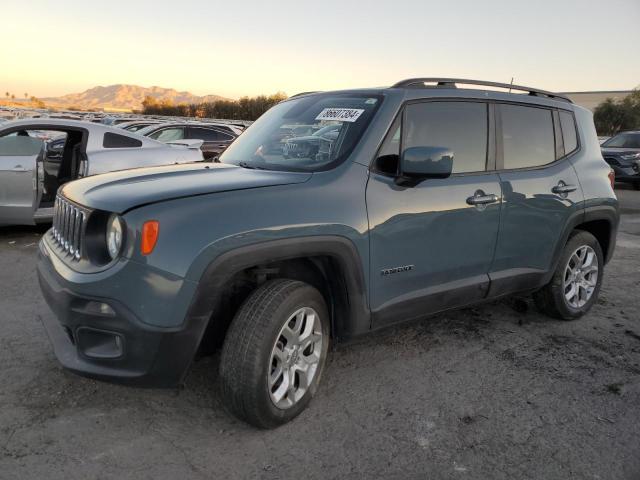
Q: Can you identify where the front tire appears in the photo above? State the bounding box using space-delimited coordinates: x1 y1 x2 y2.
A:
219 279 329 428
534 231 604 320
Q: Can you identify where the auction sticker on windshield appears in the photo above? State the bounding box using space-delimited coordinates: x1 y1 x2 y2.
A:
316 108 365 123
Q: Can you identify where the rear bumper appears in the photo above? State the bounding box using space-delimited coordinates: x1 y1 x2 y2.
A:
37 239 208 387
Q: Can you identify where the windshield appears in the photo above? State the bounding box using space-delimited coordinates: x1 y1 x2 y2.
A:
219 94 382 172
602 133 640 148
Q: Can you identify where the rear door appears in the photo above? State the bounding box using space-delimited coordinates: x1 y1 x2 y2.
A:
0 134 43 226
367 100 502 328
488 103 584 296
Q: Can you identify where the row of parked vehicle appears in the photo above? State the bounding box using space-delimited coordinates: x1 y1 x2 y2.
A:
0 113 253 226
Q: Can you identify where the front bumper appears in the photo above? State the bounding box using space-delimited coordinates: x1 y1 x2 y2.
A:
37 238 208 387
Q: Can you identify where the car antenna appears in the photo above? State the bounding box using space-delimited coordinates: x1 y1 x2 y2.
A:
509 77 514 93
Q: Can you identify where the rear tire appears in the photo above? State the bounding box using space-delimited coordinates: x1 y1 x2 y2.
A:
219 279 329 428
534 231 604 320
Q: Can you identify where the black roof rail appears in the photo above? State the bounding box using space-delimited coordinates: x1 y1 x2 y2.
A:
392 78 572 103
290 91 321 98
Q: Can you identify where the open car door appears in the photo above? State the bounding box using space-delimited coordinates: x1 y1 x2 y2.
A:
0 134 43 226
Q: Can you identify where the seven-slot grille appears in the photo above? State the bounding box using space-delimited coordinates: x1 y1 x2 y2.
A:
51 195 88 260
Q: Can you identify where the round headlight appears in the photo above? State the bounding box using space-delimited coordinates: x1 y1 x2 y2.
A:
106 214 124 260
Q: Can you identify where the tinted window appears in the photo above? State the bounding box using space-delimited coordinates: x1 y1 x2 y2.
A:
403 102 488 173
501 105 555 169
559 111 578 155
103 132 143 148
188 127 234 142
149 127 184 142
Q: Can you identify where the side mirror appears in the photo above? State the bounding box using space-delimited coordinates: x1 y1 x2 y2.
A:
399 146 453 183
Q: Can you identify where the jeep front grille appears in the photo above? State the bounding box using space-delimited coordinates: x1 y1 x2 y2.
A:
51 195 88 261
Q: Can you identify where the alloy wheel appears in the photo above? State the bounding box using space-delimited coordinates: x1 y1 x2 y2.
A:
268 307 323 409
563 245 599 309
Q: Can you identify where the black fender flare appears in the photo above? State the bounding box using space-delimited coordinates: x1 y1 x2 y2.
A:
544 204 619 285
583 204 620 264
183 236 371 343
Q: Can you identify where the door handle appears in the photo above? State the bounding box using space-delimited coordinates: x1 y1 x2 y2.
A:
552 182 577 194
466 192 499 206
12 165 28 172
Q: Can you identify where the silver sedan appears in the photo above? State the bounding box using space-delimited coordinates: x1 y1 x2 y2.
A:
0 119 204 226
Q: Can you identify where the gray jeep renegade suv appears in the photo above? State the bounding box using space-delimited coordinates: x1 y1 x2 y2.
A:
38 78 619 428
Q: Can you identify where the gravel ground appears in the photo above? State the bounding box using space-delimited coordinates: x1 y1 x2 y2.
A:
1 187 639 480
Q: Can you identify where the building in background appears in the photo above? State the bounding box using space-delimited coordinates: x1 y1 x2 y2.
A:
562 90 634 111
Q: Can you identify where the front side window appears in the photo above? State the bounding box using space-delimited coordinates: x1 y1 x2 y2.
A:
403 102 488 174
0 132 43 156
149 127 185 142
602 132 640 148
501 105 555 169
220 94 382 172
559 111 578 155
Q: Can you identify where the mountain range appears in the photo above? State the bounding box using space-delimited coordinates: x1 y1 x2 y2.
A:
42 84 231 112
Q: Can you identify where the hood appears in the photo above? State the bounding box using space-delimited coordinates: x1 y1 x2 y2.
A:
61 163 312 213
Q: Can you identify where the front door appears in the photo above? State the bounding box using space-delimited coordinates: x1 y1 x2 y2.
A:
0 134 43 226
367 100 501 328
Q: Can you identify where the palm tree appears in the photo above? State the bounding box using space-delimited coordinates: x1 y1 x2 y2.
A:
24 92 28 100
10 94 15 100
4 92 8 99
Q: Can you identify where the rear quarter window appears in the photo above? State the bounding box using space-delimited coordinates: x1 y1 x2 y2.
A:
559 111 578 155
103 132 142 148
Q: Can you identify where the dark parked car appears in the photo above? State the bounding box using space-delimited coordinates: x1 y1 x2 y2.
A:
600 131 640 189
38 78 618 428
136 122 238 160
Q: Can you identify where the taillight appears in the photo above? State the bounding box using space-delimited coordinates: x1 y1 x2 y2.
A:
141 221 159 255
608 169 615 189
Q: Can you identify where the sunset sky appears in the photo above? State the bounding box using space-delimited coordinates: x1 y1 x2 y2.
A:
1 0 639 99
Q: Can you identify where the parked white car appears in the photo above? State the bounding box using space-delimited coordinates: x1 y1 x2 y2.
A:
0 119 204 226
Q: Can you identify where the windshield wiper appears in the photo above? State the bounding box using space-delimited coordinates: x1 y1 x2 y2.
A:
239 161 267 170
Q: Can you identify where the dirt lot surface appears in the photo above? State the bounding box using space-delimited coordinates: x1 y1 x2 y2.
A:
1 187 639 480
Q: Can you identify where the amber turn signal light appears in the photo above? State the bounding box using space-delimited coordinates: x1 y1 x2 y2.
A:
608 169 615 190
141 221 159 255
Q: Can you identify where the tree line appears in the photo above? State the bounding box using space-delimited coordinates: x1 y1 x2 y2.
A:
594 89 640 136
141 92 288 121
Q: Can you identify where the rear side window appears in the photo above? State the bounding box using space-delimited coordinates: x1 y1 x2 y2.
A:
188 127 234 142
501 105 555 169
559 111 578 155
403 102 488 173
103 132 142 148
149 128 185 142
